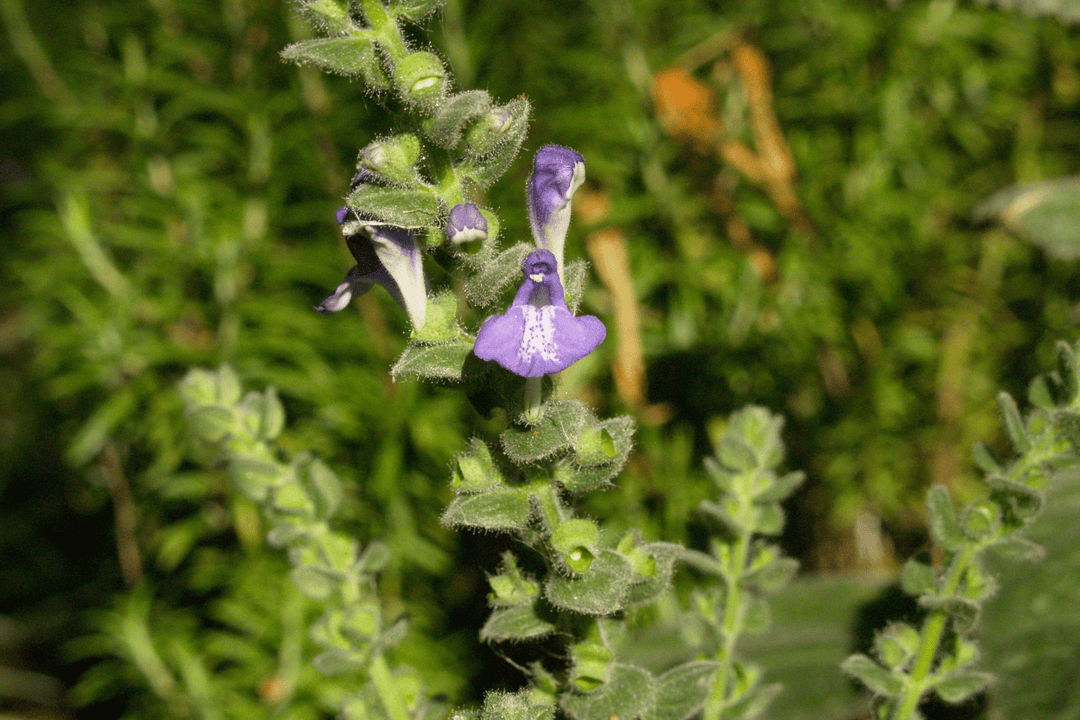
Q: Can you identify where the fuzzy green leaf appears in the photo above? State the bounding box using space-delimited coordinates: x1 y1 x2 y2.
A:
976 176 1080 258
479 690 554 720
927 485 966 552
840 654 903 697
453 439 503 493
501 400 590 463
643 661 719 720
425 90 492 149
933 670 993 703
346 185 441 229
544 550 633 615
986 534 1044 562
391 338 474 381
561 664 655 720
555 416 636 493
901 558 938 596
281 37 388 86
479 603 556 643
441 487 532 531
624 542 681 605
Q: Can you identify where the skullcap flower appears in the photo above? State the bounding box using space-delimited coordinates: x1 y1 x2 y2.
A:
316 209 427 329
473 249 605 377
528 144 585 277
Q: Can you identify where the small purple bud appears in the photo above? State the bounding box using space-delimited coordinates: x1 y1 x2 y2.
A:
447 203 488 245
336 206 350 225
528 145 585 277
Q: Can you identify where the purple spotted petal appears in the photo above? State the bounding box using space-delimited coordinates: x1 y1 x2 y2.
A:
528 145 585 276
473 249 605 377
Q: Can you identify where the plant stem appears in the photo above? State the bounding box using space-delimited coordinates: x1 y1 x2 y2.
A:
369 653 411 720
704 523 753 720
357 0 408 61
890 543 977 720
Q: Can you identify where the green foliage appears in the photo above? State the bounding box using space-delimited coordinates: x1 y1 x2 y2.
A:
842 339 1080 719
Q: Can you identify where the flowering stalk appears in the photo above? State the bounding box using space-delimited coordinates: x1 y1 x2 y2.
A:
842 340 1080 720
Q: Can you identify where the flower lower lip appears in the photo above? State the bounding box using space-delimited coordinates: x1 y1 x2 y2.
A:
530 273 544 282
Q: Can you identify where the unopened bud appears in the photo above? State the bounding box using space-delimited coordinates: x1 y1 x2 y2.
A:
465 104 517 154
447 203 488 245
393 52 446 107
357 134 421 185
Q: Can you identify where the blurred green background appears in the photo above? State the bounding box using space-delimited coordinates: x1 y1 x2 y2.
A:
2 0 1080 717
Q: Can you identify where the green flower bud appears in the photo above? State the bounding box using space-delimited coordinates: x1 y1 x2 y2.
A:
551 519 600 574
358 134 421 185
393 52 446 108
464 105 516 155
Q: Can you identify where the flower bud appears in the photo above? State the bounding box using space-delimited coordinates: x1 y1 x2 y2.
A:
358 134 421 185
393 51 446 107
569 641 613 692
464 105 517 155
447 203 488 245
551 518 600 574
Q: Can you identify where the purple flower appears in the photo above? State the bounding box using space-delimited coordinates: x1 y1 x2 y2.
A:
316 213 427 329
474 249 605 377
448 203 488 245
528 145 585 276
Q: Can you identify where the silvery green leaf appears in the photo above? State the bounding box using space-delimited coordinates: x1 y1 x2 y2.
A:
356 542 390 573
464 243 532 308
975 176 1080 258
346 185 441 229
393 0 447 20
927 485 966 552
271 482 317 519
441 487 532 531
425 90 492 149
290 565 335 601
644 661 719 720
178 368 219 408
259 387 285 440
391 338 474 381
479 603 556 643
900 558 938 596
998 392 1032 453
985 474 1042 522
186 406 235 444
312 648 365 676
544 550 633 615
304 457 343 518
986 534 1044 562
561 664 655 720
230 458 287 501
745 554 799 594
755 502 785 536
972 441 1001 474
933 670 993 703
840 654 903 697
281 36 388 87
755 471 806 502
